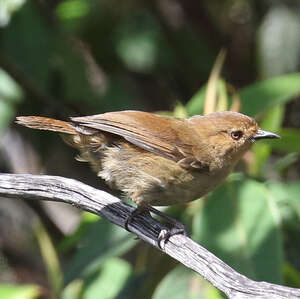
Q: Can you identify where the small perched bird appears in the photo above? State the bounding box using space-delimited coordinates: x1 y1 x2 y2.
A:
16 110 280 243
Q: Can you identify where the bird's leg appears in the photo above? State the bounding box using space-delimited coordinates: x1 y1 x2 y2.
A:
125 205 188 249
147 206 188 235
147 206 189 247
124 205 151 231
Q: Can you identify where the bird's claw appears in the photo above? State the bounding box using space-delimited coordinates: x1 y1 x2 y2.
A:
157 227 189 250
158 229 169 250
124 205 189 250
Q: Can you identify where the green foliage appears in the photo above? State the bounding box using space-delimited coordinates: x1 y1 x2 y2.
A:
61 280 83 299
193 179 283 283
153 266 223 299
239 73 300 117
64 218 136 284
35 221 63 296
187 74 300 118
114 13 160 73
1 1 300 298
271 128 300 154
56 0 90 21
81 258 132 299
0 69 23 132
0 284 40 299
283 263 300 288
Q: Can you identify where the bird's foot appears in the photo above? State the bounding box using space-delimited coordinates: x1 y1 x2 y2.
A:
147 205 189 248
157 225 188 250
124 206 150 232
124 205 188 250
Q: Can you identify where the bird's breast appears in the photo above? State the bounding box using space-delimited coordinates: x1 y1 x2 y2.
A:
95 142 232 206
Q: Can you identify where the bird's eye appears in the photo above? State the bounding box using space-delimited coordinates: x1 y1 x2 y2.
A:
230 130 243 140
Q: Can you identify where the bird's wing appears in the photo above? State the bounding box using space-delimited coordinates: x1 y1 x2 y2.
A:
71 111 203 169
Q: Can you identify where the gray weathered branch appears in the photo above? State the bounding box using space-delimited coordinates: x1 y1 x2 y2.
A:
0 173 299 299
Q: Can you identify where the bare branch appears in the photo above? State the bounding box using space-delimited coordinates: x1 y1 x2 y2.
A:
0 173 299 299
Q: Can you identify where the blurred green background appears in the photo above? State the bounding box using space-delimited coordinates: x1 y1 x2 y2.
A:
1 0 300 298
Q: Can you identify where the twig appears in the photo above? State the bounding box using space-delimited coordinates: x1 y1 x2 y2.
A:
0 173 299 299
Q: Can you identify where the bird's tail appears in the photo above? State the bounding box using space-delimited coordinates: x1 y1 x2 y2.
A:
16 116 77 134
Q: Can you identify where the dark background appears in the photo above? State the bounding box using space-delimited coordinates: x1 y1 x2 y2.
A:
1 1 300 298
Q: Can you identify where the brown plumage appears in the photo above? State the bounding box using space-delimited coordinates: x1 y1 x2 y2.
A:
16 111 279 208
16 110 280 246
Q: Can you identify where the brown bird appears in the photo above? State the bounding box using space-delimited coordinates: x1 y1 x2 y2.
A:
16 111 280 243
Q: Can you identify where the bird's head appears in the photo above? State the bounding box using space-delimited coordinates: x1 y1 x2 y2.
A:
188 111 280 170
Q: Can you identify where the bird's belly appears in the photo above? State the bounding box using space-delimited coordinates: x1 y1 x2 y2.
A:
96 144 230 207
139 170 227 206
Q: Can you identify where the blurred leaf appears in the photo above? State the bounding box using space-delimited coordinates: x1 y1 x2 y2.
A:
239 73 300 117
250 105 284 176
0 100 15 133
188 72 300 119
186 85 206 116
82 258 132 299
260 104 285 132
257 6 300 77
0 0 26 27
204 49 226 115
215 79 228 112
153 266 223 299
56 0 90 20
2 2 57 92
229 84 241 112
173 102 188 118
267 182 300 273
186 79 228 117
0 68 23 132
1 1 108 112
283 263 300 288
267 182 300 225
0 68 23 102
61 280 83 299
35 221 63 296
249 143 271 177
65 219 136 283
59 212 99 253
55 39 107 107
274 152 299 173
193 179 284 283
114 13 159 73
268 128 300 154
0 284 40 299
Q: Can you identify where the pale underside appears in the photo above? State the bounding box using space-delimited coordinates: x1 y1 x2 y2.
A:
67 134 232 206
63 111 256 206
17 111 256 206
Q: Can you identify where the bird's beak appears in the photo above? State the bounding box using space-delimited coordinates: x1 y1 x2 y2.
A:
252 129 281 141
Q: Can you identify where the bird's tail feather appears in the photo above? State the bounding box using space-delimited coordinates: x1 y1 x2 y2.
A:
16 116 77 134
